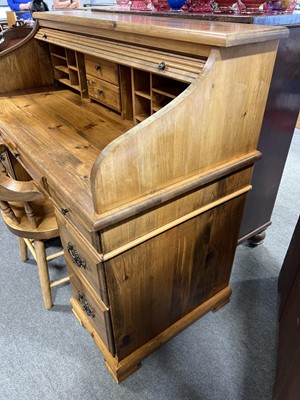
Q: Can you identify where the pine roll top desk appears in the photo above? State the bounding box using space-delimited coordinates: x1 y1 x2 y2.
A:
0 12 287 382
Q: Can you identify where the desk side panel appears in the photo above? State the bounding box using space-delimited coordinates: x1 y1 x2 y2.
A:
104 192 246 360
91 40 279 215
0 37 53 94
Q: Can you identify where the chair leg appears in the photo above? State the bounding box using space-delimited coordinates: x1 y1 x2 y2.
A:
34 240 53 310
19 238 28 262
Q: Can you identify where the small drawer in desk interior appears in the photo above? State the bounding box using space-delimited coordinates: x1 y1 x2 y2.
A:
85 56 119 85
70 268 112 352
87 75 121 112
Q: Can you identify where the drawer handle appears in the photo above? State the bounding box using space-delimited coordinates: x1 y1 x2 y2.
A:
61 208 69 216
67 242 87 270
42 33 47 39
97 89 104 96
95 65 101 72
78 291 95 318
12 151 20 158
158 61 166 71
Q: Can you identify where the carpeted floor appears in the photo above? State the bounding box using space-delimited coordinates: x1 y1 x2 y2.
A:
0 129 299 400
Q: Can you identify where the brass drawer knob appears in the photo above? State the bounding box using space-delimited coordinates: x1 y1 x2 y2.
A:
97 89 104 96
67 242 87 269
95 65 101 72
78 291 95 318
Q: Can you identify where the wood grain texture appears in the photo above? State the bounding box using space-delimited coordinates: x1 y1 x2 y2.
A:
34 11 288 47
91 41 278 214
0 12 284 381
0 87 133 228
0 31 53 94
105 194 246 360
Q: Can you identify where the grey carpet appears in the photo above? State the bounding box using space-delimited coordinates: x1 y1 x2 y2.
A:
0 128 299 400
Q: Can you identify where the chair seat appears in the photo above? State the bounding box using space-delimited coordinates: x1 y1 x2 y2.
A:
1 199 59 240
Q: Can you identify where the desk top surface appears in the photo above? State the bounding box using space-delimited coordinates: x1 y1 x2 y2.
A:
34 10 288 47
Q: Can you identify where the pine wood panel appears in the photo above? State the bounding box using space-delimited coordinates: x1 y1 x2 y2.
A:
57 211 107 302
87 75 121 112
91 41 279 214
35 28 205 83
69 265 114 354
85 55 119 85
0 87 133 229
105 194 246 360
35 11 288 47
0 11 287 381
100 166 253 253
0 36 53 94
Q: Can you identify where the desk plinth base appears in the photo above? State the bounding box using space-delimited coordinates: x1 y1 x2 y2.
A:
71 286 232 383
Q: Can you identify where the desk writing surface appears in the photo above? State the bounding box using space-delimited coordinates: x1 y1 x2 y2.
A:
0 86 133 225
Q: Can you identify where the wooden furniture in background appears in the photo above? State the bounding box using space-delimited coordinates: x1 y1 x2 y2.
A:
0 26 32 52
273 216 300 400
5 11 16 28
0 20 8 32
0 12 287 381
0 143 68 309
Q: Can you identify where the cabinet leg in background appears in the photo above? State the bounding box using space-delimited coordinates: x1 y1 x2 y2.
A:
248 230 266 246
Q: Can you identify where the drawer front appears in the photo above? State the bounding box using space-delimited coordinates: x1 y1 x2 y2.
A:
85 56 119 85
57 212 109 306
0 131 45 187
70 268 113 353
50 188 99 249
87 75 121 112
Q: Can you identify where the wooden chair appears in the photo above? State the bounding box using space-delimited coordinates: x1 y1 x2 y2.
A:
0 143 69 309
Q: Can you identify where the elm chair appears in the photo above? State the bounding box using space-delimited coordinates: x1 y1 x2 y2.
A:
0 143 69 309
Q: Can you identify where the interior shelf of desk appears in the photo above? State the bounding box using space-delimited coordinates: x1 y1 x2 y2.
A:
47 42 192 124
50 44 88 98
132 69 189 124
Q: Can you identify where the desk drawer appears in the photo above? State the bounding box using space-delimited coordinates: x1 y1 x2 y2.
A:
50 188 98 248
0 131 45 187
85 56 119 85
70 268 114 353
87 75 121 112
57 213 109 306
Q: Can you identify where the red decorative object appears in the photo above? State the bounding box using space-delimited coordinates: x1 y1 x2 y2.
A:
116 0 130 8
214 0 236 12
130 0 151 10
237 0 264 12
189 0 213 12
152 0 171 11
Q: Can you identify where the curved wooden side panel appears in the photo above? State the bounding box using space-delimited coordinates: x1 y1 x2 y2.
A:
0 24 53 94
91 40 279 215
